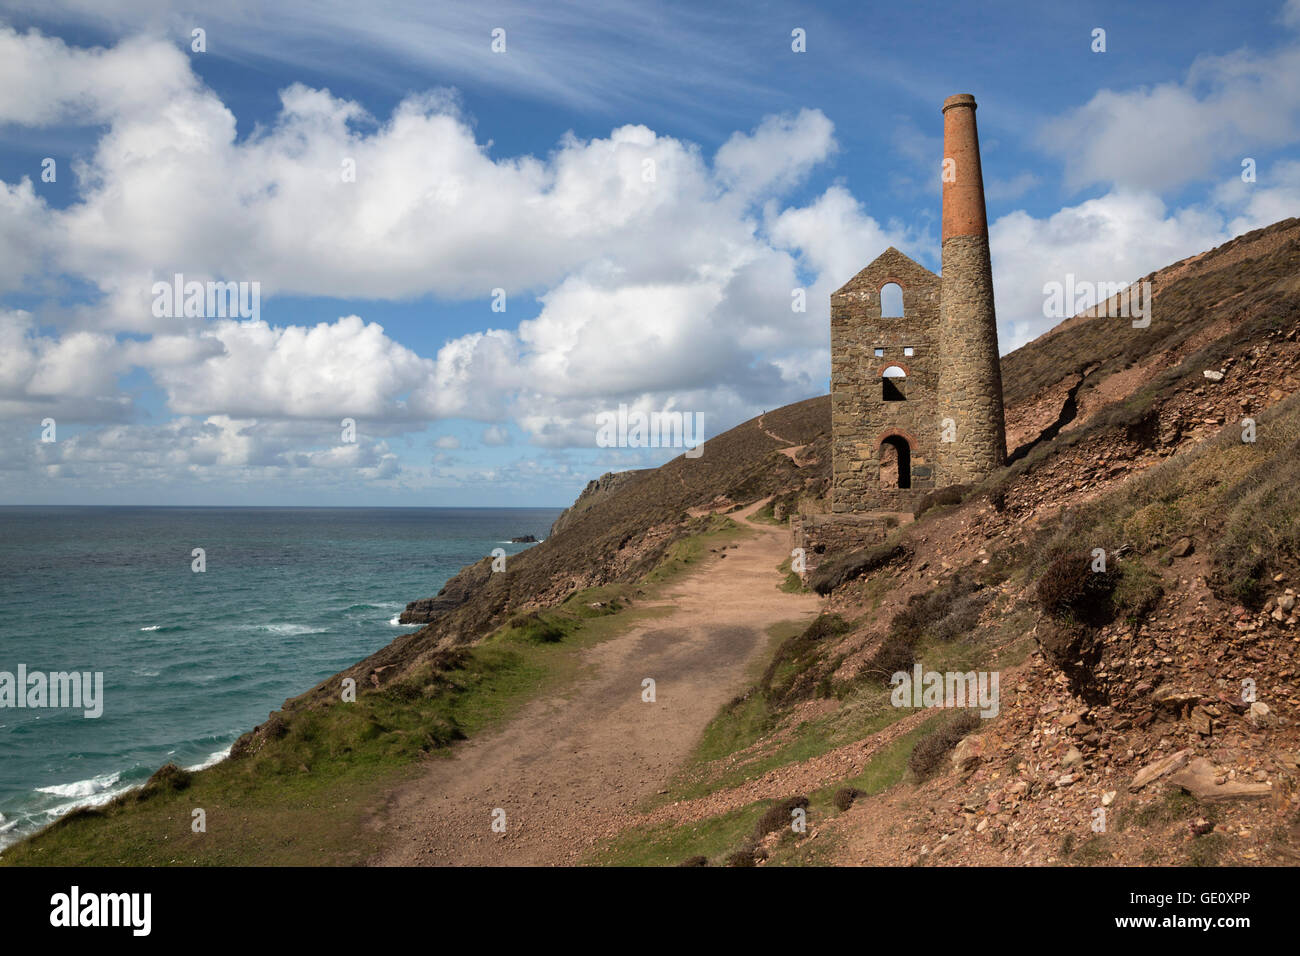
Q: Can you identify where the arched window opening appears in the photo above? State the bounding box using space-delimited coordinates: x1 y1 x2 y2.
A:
882 365 906 402
880 282 904 318
879 436 912 489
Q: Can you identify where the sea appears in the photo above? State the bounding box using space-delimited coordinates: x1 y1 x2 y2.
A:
0 506 560 850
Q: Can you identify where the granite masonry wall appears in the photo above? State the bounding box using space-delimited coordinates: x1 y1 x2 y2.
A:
830 247 941 513
791 512 894 577
937 234 1007 481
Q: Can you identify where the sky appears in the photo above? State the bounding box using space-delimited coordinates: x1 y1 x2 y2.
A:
1 0 1298 507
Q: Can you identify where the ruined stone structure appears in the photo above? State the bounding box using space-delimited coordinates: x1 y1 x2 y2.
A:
830 93 1006 514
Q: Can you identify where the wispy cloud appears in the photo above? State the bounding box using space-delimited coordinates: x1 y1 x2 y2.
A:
4 0 774 116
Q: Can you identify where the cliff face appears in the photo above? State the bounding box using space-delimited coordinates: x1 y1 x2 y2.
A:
548 469 647 538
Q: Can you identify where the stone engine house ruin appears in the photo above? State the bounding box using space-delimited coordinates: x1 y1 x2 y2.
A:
795 94 1007 571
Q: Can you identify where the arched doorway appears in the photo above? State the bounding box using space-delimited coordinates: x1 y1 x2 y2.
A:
879 435 912 489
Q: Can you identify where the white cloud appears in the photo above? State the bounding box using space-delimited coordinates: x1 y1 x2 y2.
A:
4 1 765 114
150 315 430 419
715 109 837 197
767 184 924 303
0 28 198 126
0 311 131 421
984 171 1040 202
1039 37 1300 193
2 24 1298 500
987 178 1300 352
0 29 847 450
481 424 511 446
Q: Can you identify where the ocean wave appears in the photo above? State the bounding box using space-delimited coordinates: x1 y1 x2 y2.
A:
344 601 403 612
185 747 231 772
388 615 419 627
35 770 122 800
139 623 185 633
244 622 330 636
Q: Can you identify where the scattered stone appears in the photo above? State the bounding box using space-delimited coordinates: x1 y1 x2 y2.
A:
1130 749 1191 792
952 735 985 773
1170 536 1195 558
1202 369 1225 382
1152 685 1199 714
1168 758 1272 803
1061 747 1084 769
1248 702 1278 728
1189 706 1214 736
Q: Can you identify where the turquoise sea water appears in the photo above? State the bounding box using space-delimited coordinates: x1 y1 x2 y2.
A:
0 506 560 849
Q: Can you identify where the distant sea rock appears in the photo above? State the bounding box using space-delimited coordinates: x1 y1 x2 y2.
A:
512 535 538 543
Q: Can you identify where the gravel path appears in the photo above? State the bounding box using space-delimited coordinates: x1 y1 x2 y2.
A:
370 500 821 865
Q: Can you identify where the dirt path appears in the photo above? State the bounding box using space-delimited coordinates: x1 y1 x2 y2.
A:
370 499 823 866
757 411 796 445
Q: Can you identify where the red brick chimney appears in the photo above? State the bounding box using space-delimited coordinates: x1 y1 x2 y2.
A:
937 93 1007 480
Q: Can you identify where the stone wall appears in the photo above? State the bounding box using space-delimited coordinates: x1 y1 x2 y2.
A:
936 237 1007 482
791 511 894 577
830 247 942 513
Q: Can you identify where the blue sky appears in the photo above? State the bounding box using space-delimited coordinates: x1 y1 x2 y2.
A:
1 0 1298 506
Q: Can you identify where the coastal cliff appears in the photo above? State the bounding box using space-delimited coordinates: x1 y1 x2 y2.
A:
9 218 1300 867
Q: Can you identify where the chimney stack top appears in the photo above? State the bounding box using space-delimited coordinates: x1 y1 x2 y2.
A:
942 93 977 113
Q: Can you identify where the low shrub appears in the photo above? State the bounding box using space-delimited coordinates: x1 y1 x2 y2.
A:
907 711 982 780
833 787 864 812
753 796 809 840
809 543 910 595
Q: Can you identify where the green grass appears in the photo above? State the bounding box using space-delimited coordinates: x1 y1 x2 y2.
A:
1061 833 1113 864
592 714 940 866
688 620 801 765
776 556 808 593
587 802 772 867
652 596 985 805
1186 832 1229 866
662 701 909 804
638 515 752 590
2 519 749 867
1118 787 1216 832
1034 390 1300 610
